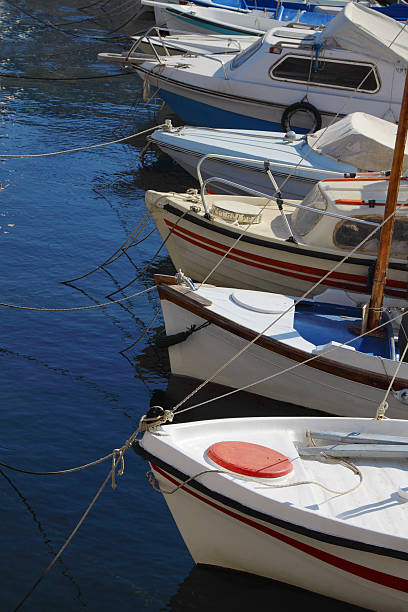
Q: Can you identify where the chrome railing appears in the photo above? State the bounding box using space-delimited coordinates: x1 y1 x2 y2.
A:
123 25 235 79
200 175 383 230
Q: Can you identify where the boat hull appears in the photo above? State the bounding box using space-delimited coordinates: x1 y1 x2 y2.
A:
159 86 285 131
149 140 318 198
158 292 408 418
146 196 408 299
149 459 408 611
135 64 344 132
163 7 265 36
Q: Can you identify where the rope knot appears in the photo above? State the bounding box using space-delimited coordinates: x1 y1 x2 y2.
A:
146 469 161 492
140 406 174 432
111 448 125 489
175 269 196 291
376 400 389 420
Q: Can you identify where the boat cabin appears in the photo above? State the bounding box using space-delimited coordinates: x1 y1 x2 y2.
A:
291 178 408 254
225 4 408 130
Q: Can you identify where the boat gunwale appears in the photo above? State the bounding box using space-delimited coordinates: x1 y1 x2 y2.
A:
159 200 408 274
134 64 342 120
147 136 323 183
134 438 408 561
156 278 408 391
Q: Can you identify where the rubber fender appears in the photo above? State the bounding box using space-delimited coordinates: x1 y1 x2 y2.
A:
281 102 322 134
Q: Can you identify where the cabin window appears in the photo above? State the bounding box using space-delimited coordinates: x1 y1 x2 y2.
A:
269 55 379 92
334 216 408 256
230 37 264 70
291 184 327 236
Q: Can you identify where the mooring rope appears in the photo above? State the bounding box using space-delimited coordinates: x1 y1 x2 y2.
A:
5 0 140 40
170 199 406 415
4 0 93 39
107 204 188 298
0 72 134 81
120 306 162 356
8 408 173 612
0 285 156 312
0 124 167 158
61 212 153 284
147 457 362 497
376 331 408 419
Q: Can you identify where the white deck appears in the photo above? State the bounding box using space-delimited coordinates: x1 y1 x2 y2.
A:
142 416 408 551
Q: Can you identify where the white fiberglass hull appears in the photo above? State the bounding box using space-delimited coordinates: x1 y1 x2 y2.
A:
138 415 408 611
136 64 339 131
148 126 353 198
154 142 317 197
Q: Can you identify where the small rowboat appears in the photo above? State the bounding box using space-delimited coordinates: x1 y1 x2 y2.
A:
135 414 408 611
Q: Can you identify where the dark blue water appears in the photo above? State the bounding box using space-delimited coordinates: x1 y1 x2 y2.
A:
0 3 363 610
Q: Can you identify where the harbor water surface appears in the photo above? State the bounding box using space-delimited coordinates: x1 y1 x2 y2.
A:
0 2 364 610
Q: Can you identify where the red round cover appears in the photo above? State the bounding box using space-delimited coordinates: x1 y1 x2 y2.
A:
207 441 293 478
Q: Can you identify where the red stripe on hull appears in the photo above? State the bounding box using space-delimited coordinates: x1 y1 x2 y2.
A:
153 463 408 594
164 219 406 296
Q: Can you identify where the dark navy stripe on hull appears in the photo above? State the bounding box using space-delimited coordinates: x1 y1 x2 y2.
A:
134 441 408 562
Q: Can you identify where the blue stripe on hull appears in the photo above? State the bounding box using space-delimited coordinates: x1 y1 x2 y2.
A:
158 89 283 131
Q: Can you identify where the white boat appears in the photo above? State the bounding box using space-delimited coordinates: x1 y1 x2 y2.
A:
144 0 333 37
131 4 408 133
136 414 408 610
148 112 403 198
146 176 408 297
155 274 408 417
98 30 257 65
152 72 408 417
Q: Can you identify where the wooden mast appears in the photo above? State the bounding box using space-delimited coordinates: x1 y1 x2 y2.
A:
366 71 408 331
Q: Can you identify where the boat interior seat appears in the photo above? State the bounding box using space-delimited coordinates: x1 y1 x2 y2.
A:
227 289 317 352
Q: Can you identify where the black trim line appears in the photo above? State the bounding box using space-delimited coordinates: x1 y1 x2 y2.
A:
147 138 316 184
133 440 408 562
134 65 340 120
164 202 408 272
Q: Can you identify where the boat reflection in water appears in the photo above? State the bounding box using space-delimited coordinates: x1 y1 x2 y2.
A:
150 374 323 422
166 564 364 611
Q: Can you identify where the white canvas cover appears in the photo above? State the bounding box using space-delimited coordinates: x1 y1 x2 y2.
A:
319 3 408 65
307 112 408 171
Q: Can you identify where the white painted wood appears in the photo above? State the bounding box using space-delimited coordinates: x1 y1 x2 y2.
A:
158 284 408 418
140 416 408 610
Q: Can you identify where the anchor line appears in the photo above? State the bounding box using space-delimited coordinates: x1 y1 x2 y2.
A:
168 200 407 416
8 409 172 612
1 123 167 158
107 205 189 298
61 211 153 284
